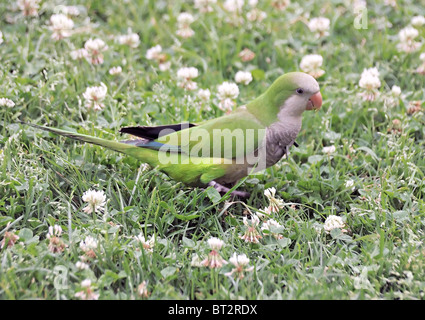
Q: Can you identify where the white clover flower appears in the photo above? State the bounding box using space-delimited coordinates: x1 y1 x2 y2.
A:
176 12 196 38
235 71 253 85
300 54 325 78
261 219 283 232
84 38 108 65
261 219 284 239
239 48 255 62
159 61 171 71
322 145 336 154
177 12 195 27
207 237 225 250
17 0 40 17
76 261 90 270
243 214 260 227
146 44 162 60
246 8 267 22
190 253 205 267
79 236 98 252
323 215 346 234
49 14 74 40
82 83 108 111
118 29 140 48
229 253 251 267
229 252 249 267
194 0 217 13
177 67 199 90
308 17 330 37
0 98 15 108
75 279 99 300
201 251 227 268
177 67 199 80
218 98 235 112
81 279 92 288
225 253 254 279
345 179 355 191
47 225 63 239
240 215 262 243
134 233 155 253
223 0 244 13
398 26 419 43
0 230 19 249
62 5 80 16
70 48 88 60
359 67 381 101
201 237 227 268
364 67 380 78
217 81 239 100
81 188 107 213
264 187 276 199
176 27 195 38
411 16 425 27
216 81 239 112
109 66 122 75
46 226 66 254
391 85 401 97
264 187 284 213
198 88 211 101
397 26 421 53
137 281 149 298
0 31 3 45
271 0 290 10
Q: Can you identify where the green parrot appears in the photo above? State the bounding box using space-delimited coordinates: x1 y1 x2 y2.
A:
23 72 322 197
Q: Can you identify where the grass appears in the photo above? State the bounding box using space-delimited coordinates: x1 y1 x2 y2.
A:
1 0 425 300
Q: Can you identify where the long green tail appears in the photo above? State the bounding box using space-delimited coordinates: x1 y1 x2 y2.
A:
23 123 228 186
24 122 159 165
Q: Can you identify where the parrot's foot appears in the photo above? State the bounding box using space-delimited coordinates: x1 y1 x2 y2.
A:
208 181 251 198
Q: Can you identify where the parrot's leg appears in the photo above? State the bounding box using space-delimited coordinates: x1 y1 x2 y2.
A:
208 181 251 198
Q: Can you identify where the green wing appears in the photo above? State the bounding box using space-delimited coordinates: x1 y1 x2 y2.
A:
156 107 266 160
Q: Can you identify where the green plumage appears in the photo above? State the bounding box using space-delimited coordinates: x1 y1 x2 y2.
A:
22 72 321 192
25 123 229 186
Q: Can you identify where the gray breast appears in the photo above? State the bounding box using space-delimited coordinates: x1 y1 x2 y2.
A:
263 121 301 167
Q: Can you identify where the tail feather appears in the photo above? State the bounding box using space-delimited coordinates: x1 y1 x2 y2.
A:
22 122 163 167
24 122 134 153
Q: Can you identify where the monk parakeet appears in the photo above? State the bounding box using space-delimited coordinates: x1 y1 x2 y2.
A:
23 72 322 197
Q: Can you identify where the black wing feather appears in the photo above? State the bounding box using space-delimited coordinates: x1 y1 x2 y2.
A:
119 122 196 140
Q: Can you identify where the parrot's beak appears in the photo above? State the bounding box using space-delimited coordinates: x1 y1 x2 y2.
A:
306 91 322 110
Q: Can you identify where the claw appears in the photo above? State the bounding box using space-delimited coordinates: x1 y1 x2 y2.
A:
208 181 251 198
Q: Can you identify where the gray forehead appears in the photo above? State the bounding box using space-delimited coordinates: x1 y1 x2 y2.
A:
295 73 320 92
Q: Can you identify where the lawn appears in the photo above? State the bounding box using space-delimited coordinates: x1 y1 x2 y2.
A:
1 0 425 300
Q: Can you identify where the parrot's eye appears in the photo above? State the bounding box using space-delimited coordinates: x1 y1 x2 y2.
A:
296 88 304 94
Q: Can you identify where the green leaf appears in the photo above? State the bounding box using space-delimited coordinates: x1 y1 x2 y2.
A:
251 69 265 80
172 212 201 221
99 270 126 287
277 237 291 248
205 187 222 203
182 236 196 248
161 266 177 279
356 146 379 161
308 155 323 164
18 228 33 241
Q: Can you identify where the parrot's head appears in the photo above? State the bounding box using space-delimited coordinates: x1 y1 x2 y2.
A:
266 72 322 118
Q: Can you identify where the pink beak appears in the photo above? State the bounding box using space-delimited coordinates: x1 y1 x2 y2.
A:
306 91 322 110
